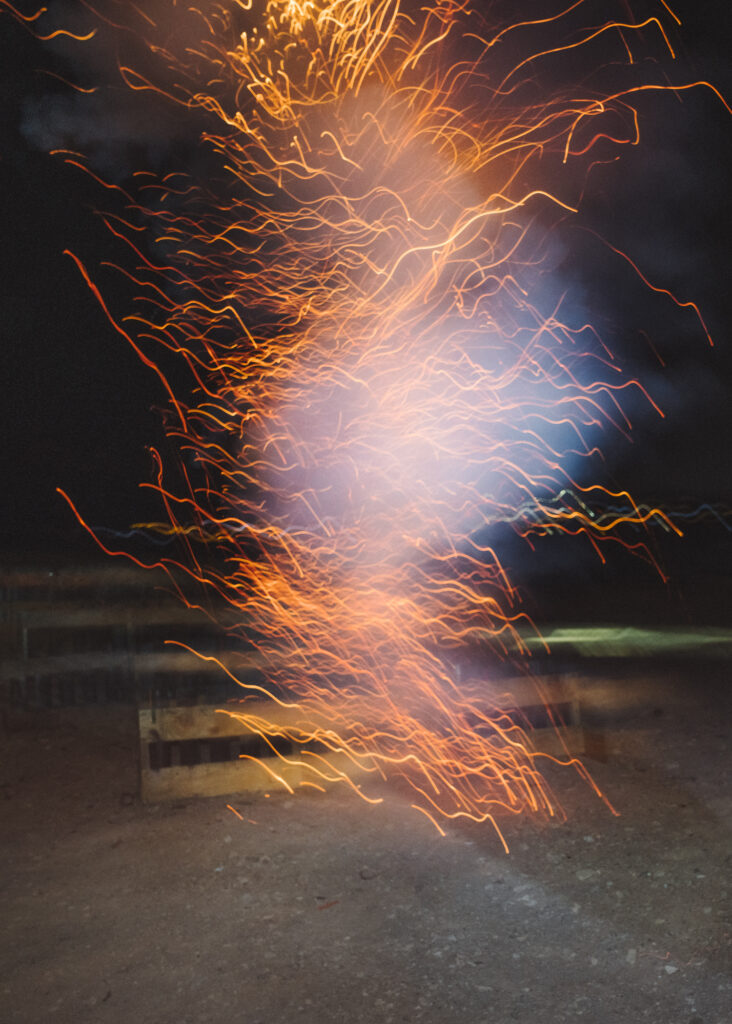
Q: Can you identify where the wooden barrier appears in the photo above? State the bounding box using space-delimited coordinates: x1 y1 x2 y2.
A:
1 563 585 803
138 702 367 802
0 580 247 710
137 680 583 804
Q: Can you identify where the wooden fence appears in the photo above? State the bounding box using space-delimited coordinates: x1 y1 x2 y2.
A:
1 562 584 802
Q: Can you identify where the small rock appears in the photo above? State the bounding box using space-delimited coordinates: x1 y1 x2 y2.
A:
664 964 679 975
359 867 378 880
576 869 594 881
626 948 637 965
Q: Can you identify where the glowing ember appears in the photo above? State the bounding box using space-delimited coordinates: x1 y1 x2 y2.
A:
7 0 726 845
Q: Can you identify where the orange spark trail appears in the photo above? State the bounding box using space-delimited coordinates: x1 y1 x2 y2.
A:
13 0 725 843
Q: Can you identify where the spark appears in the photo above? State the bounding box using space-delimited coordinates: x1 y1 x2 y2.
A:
12 0 724 844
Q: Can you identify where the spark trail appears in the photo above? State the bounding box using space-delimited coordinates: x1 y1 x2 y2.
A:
7 0 725 844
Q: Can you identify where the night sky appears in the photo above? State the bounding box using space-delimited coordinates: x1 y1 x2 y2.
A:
1 2 730 621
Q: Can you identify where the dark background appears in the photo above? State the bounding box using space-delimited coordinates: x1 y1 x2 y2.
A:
1 1 730 624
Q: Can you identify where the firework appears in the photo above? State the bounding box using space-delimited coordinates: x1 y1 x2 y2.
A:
7 0 724 845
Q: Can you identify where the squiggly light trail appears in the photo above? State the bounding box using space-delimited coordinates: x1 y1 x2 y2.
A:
7 0 723 845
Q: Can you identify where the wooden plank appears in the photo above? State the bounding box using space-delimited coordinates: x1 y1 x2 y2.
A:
140 758 304 802
0 647 268 682
138 700 584 749
139 747 368 802
139 702 304 742
17 605 223 629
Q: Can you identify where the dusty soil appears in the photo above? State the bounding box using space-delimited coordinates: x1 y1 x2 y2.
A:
2 671 731 1024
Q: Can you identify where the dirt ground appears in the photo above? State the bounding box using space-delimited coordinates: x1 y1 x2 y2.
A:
2 669 731 1024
